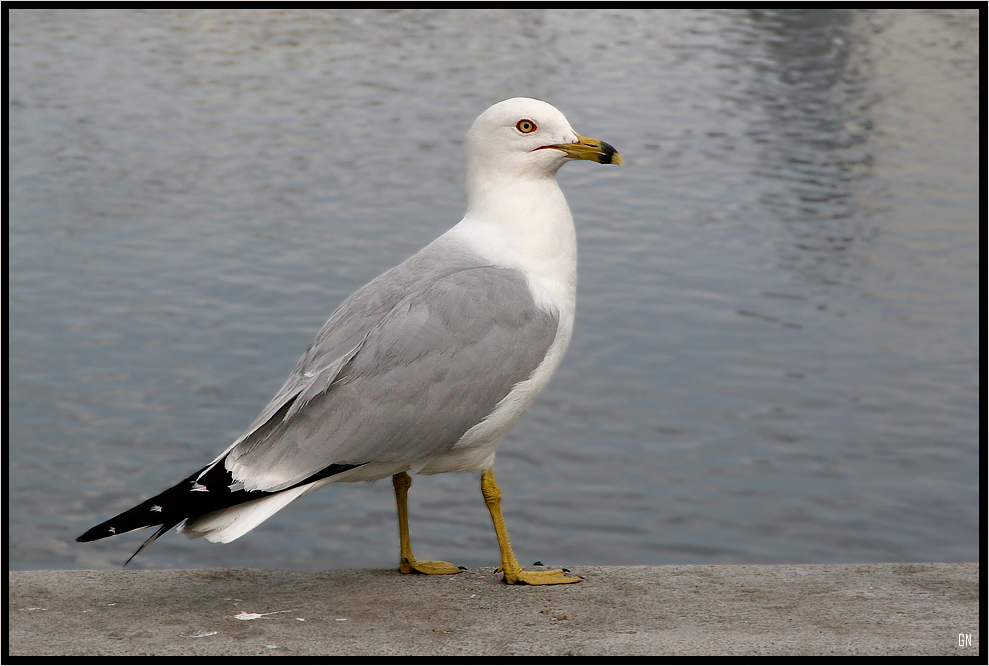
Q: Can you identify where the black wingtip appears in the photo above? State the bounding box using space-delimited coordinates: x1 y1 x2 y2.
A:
76 522 123 543
76 461 366 562
123 523 175 566
75 500 162 543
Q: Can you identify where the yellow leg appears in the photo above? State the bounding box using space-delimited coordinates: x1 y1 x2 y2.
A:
392 472 462 575
480 467 581 585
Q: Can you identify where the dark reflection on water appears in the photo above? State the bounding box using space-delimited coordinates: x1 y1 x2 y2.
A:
9 9 979 570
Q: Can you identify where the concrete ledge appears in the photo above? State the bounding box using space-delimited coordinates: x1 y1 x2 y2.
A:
8 563 980 656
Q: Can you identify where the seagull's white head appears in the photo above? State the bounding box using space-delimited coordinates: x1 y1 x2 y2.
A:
465 97 622 184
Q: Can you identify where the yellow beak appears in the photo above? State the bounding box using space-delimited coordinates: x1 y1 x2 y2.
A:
550 133 623 165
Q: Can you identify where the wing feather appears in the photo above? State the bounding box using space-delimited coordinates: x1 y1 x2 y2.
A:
217 241 559 493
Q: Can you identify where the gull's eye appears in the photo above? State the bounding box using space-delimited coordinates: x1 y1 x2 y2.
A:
516 119 537 134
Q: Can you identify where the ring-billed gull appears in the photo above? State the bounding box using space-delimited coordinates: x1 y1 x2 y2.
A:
77 97 622 585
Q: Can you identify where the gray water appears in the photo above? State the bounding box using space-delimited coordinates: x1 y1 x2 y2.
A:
8 9 980 571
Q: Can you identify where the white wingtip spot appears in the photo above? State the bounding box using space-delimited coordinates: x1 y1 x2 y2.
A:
151 505 163 513
190 482 209 492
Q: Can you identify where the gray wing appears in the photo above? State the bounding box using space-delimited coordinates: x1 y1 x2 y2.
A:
219 244 559 492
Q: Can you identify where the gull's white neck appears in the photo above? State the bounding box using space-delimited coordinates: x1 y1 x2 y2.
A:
445 167 577 317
